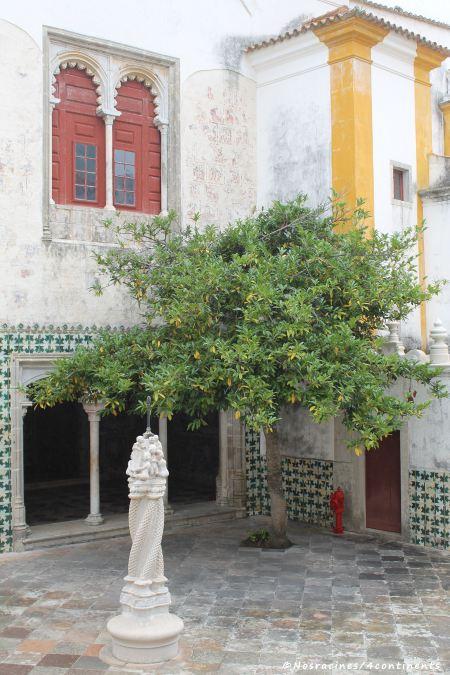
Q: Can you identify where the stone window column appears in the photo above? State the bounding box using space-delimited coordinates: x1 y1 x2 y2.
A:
102 113 119 211
157 121 169 213
83 401 104 525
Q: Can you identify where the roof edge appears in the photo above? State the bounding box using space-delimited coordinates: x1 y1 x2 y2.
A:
245 7 450 56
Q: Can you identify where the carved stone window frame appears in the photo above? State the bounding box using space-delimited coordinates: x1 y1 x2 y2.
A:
42 26 180 242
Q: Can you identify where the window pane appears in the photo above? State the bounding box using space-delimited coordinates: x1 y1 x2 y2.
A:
393 169 404 201
125 164 135 178
115 190 125 204
74 143 97 202
125 178 134 191
75 185 86 199
115 149 125 162
126 191 135 205
115 177 124 190
125 151 135 164
116 163 125 177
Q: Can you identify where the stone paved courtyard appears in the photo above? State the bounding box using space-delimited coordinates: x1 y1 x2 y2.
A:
0 518 449 674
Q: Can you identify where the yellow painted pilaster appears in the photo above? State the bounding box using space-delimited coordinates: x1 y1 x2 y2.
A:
314 18 388 233
414 45 447 349
439 99 450 156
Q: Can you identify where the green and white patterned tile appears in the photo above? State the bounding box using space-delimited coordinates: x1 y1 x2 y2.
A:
409 467 449 550
245 430 333 528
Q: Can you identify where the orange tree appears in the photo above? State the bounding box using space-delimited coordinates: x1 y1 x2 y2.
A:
28 196 446 547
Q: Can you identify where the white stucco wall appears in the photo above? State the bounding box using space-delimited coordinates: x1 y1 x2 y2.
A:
247 32 331 208
423 193 450 332
408 377 450 471
371 34 422 347
0 0 340 81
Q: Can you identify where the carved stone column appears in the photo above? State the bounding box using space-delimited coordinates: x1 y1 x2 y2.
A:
11 400 32 546
103 113 119 211
216 410 246 509
216 410 229 505
83 401 104 525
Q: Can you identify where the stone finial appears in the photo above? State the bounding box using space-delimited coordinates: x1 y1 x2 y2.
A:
384 321 405 356
429 319 450 367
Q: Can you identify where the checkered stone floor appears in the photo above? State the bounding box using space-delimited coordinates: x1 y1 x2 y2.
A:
0 518 448 674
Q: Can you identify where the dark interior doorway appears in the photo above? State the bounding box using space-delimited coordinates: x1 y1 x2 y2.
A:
24 402 89 525
365 430 401 533
167 412 219 503
99 412 154 515
24 403 153 526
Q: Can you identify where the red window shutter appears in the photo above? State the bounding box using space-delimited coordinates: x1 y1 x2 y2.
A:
52 68 105 207
114 80 161 214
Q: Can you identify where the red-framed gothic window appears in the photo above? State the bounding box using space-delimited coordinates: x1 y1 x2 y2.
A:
52 67 106 207
114 80 161 214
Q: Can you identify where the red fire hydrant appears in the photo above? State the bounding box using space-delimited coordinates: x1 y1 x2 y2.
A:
330 487 344 535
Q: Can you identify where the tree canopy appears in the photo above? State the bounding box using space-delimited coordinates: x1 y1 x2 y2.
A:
28 195 446 454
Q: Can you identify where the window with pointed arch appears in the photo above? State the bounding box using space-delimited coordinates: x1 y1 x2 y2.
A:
113 79 161 214
52 67 106 207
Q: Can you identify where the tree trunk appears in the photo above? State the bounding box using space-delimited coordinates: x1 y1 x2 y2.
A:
264 427 291 548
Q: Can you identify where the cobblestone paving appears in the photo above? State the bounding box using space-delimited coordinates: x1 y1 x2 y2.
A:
0 518 448 674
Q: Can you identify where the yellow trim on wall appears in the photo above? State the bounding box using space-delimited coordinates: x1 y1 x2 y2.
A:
314 17 388 233
414 45 447 349
439 100 450 157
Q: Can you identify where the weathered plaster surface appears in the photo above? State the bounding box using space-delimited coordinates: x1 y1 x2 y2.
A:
181 70 256 228
247 31 331 208
278 405 333 461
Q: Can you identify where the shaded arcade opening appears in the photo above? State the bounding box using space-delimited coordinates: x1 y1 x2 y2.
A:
23 404 219 526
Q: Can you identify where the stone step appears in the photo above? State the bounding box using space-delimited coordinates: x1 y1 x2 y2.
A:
21 503 246 551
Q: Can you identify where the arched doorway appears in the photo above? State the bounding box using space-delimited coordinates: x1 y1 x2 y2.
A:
23 402 89 525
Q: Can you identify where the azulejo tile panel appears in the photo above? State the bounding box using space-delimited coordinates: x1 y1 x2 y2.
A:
0 325 97 552
245 430 333 528
410 468 449 550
